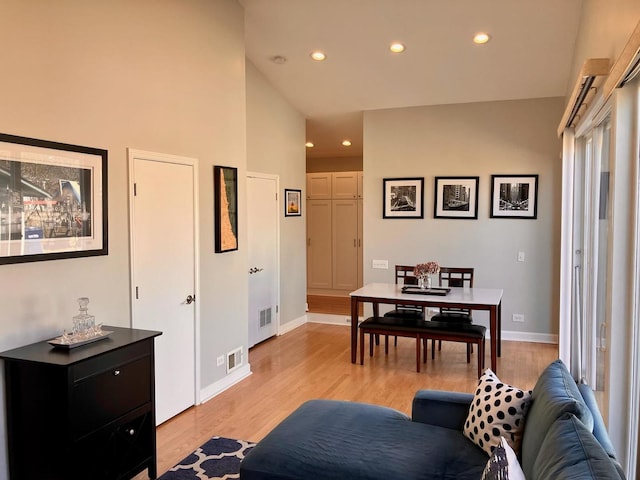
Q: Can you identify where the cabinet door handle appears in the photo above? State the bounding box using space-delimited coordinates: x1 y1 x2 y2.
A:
353 239 356 247
128 428 135 436
113 370 121 376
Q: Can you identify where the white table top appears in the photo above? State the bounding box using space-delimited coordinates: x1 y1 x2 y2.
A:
350 282 503 306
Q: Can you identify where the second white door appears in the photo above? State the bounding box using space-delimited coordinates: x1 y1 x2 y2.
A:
247 174 278 347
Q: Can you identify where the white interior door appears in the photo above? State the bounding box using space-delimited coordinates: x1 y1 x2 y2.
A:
129 150 197 425
247 174 278 347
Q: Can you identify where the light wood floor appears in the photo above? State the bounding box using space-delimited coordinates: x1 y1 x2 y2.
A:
141 322 558 478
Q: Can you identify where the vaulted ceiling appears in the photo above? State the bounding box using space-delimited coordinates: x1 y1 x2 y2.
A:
240 0 583 157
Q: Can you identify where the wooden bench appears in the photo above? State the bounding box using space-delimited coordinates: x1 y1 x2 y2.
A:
359 316 486 377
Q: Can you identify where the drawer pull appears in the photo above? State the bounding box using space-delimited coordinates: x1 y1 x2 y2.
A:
113 370 121 376
127 428 135 436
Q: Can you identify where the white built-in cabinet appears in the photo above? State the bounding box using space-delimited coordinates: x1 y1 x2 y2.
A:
306 171 363 294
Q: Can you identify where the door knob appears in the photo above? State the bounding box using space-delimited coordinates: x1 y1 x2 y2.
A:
185 295 195 304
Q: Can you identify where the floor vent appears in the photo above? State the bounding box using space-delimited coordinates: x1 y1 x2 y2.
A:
227 347 243 374
259 307 272 328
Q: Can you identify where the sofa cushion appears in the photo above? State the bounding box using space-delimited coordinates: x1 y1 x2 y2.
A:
531 413 623 480
240 399 488 480
520 359 595 478
463 369 532 456
481 437 525 480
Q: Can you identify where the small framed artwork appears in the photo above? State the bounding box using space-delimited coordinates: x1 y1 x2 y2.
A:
434 176 479 219
383 177 424 219
490 174 539 219
284 189 302 217
214 165 238 253
0 133 108 265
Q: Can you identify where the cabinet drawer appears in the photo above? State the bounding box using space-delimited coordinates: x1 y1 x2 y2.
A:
74 409 153 480
72 341 151 383
72 356 151 439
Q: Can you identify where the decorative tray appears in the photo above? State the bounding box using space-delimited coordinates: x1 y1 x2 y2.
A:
48 330 113 349
401 286 451 296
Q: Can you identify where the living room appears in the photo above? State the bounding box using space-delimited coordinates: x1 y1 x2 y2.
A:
1 1 639 479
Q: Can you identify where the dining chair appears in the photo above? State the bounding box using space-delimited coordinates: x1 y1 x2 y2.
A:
431 267 475 358
382 265 425 347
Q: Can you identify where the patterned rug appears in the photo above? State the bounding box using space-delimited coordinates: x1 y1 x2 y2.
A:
158 436 256 480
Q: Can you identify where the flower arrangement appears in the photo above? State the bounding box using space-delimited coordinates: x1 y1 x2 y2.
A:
414 261 440 279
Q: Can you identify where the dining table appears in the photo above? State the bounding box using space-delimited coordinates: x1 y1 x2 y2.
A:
349 283 504 372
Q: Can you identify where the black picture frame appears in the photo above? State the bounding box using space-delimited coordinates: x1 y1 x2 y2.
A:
284 189 302 217
382 177 424 219
0 133 108 265
214 165 238 252
490 174 539 219
434 176 479 219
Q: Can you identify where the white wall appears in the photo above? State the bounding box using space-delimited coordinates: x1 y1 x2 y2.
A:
246 61 307 327
0 0 248 475
363 98 564 339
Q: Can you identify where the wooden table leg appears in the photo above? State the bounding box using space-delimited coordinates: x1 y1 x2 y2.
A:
351 296 358 363
490 305 497 373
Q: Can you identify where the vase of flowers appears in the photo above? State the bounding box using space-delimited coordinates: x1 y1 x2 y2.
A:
414 262 440 289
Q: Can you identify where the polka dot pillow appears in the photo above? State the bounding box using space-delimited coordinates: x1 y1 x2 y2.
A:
463 369 532 456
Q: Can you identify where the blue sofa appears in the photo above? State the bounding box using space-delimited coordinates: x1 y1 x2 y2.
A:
240 360 626 479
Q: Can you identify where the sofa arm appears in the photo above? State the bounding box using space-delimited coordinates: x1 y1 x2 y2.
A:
411 390 473 430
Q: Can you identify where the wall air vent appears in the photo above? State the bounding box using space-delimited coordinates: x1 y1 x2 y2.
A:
227 347 243 374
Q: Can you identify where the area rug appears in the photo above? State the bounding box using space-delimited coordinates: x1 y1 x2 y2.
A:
158 436 256 480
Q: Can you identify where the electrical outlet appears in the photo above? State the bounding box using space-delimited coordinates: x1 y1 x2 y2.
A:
517 251 525 262
372 259 388 269
512 314 525 323
216 355 224 367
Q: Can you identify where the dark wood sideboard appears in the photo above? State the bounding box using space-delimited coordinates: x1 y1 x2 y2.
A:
0 326 162 480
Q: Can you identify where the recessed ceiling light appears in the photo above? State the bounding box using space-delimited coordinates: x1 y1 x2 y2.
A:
389 42 406 53
473 32 491 44
310 51 326 61
342 140 352 147
305 142 314 148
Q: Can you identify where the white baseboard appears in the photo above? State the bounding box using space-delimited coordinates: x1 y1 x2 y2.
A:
305 312 354 326
278 314 307 335
199 364 252 404
499 330 558 344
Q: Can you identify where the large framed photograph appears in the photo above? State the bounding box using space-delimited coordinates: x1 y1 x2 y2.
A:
434 176 479 219
490 174 539 219
284 188 302 217
383 177 424 219
0 133 108 265
214 165 238 253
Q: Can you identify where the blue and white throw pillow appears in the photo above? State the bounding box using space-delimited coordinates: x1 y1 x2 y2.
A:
481 437 526 480
463 369 532 456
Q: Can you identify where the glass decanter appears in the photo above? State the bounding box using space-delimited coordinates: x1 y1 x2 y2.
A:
72 297 95 338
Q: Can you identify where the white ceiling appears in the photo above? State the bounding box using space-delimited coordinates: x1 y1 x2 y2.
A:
240 0 583 158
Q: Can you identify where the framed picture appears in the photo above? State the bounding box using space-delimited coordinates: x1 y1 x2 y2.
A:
0 133 108 265
490 174 539 219
434 176 479 219
214 165 238 253
284 189 302 217
383 177 424 219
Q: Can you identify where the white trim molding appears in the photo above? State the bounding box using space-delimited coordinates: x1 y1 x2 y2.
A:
199 364 252 404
